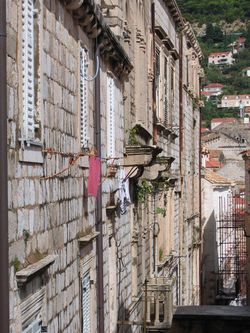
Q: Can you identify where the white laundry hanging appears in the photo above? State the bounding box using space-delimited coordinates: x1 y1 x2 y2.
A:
119 168 131 214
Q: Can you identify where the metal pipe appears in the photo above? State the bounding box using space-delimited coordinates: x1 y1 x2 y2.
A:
179 32 183 173
178 31 183 306
0 0 9 331
151 0 158 145
94 45 104 333
198 75 203 305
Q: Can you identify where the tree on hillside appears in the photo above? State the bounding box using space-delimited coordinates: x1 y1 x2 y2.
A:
203 23 224 43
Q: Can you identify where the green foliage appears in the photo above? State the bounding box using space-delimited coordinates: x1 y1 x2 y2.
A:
155 207 166 217
11 256 21 272
136 180 153 203
159 247 164 262
23 229 30 243
177 0 250 24
127 127 139 145
203 23 224 43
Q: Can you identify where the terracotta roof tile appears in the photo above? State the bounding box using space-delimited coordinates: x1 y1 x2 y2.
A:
204 169 233 184
206 160 221 168
203 83 224 89
211 117 237 123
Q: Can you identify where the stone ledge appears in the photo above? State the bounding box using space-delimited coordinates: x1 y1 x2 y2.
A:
78 231 100 244
16 254 57 286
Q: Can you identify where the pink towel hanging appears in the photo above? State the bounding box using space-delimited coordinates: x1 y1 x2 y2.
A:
88 156 101 197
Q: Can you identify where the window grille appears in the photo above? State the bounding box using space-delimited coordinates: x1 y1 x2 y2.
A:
107 76 115 158
22 0 35 139
82 273 91 333
80 47 89 148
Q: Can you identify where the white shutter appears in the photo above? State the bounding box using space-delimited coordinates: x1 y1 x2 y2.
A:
80 47 89 148
107 76 115 158
21 288 45 331
22 0 35 139
82 273 91 333
23 318 42 333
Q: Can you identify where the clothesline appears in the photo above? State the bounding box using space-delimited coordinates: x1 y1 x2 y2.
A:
41 147 135 182
42 148 124 161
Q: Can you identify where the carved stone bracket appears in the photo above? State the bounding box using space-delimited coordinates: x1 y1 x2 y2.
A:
65 0 133 80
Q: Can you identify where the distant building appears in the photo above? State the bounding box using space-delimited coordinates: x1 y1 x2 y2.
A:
242 67 250 77
211 117 237 130
208 51 235 67
236 36 246 51
203 83 224 93
221 95 250 110
228 36 246 54
201 83 224 103
205 159 221 170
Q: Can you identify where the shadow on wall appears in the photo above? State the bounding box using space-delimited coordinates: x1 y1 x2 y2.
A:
117 303 133 333
201 211 218 305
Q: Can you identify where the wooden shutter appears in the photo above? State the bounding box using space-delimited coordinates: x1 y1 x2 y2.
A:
164 57 168 126
82 273 91 333
155 48 161 119
22 0 35 139
107 76 115 158
80 47 89 148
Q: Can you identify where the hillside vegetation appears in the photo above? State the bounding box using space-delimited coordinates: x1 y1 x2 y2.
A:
201 25 250 126
177 0 250 24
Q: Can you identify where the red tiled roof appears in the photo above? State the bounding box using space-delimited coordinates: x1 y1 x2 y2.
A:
209 150 221 159
236 36 246 44
244 106 250 113
204 169 232 184
211 117 237 123
205 159 221 168
201 91 214 96
242 67 250 71
201 128 209 133
209 51 231 57
203 83 224 89
222 94 250 100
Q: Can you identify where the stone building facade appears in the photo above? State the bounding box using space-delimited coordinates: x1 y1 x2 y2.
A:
6 0 203 332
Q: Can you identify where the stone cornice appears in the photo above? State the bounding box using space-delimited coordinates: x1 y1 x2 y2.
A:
65 0 133 80
182 22 203 61
163 0 185 27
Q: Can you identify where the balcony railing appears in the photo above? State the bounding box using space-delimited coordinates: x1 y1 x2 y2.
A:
142 277 173 329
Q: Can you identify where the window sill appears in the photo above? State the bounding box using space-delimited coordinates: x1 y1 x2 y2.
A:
78 231 100 244
19 139 43 164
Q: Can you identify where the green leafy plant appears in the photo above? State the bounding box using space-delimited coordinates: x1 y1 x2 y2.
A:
127 127 139 145
11 256 21 272
159 247 164 262
155 207 166 217
136 180 153 203
23 229 30 243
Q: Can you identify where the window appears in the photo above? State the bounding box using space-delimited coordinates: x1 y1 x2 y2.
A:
22 0 37 140
80 47 89 148
163 57 168 125
82 272 91 333
22 0 35 139
186 55 189 85
155 47 161 118
107 75 115 158
21 288 45 333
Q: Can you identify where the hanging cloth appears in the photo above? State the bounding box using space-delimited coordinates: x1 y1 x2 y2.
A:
119 168 131 214
88 156 101 197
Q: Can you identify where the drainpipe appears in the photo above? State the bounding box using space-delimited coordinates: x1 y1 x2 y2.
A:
0 0 9 331
179 32 183 175
151 0 157 145
178 31 183 306
198 76 202 305
94 45 104 333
